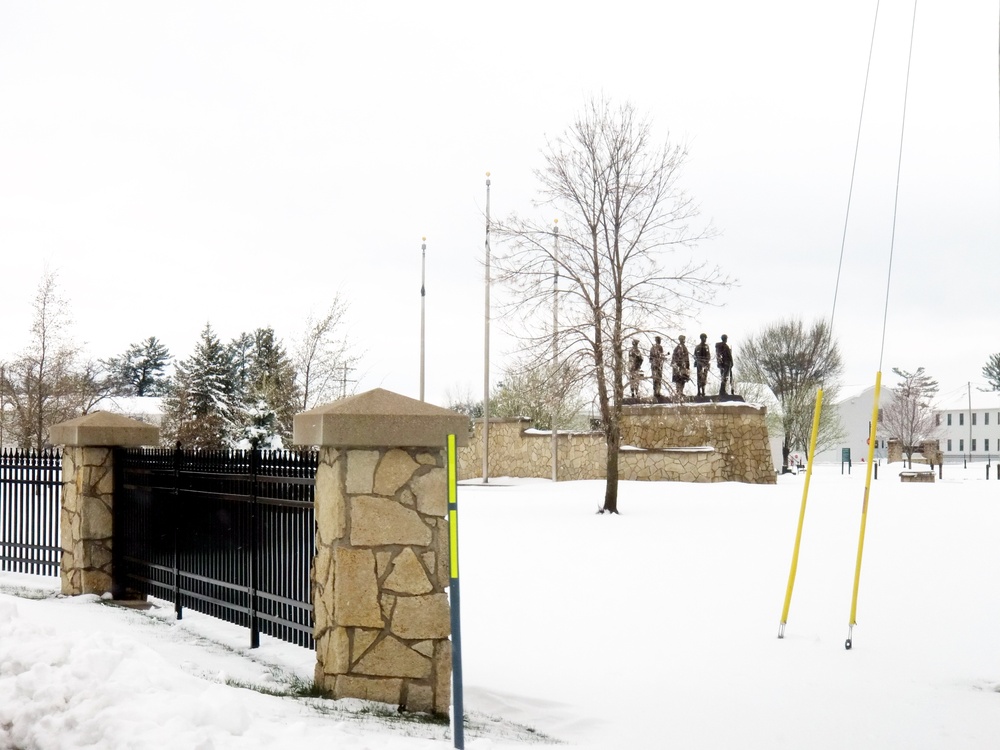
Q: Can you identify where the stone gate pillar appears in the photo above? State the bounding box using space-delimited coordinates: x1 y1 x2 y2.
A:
293 388 468 717
49 411 159 596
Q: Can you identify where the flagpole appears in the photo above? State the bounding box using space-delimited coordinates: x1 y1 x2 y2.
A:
420 237 427 402
482 172 491 484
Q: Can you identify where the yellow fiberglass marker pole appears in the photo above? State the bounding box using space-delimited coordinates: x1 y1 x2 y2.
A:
447 434 465 749
778 387 823 639
846 371 881 650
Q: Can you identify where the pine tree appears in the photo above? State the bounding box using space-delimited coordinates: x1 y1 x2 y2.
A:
983 353 1000 392
248 327 299 439
161 324 234 449
105 337 172 396
228 328 299 448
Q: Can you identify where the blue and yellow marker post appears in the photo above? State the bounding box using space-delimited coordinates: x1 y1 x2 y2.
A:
447 433 465 749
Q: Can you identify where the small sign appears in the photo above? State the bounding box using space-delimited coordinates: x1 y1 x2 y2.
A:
842 448 851 463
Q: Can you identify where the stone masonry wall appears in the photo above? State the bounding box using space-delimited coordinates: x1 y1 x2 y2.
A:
60 446 115 596
887 438 943 465
621 403 775 483
458 404 775 484
312 445 451 716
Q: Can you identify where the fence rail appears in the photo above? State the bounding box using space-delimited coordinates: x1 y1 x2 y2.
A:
115 446 317 650
0 449 62 577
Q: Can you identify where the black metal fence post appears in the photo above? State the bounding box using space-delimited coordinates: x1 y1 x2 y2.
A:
173 441 183 621
249 444 260 649
111 447 123 598
110 444 316 650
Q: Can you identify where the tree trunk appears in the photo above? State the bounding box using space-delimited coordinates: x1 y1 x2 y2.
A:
601 411 622 513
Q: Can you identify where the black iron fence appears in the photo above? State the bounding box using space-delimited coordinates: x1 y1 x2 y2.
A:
0 449 61 577
114 446 318 649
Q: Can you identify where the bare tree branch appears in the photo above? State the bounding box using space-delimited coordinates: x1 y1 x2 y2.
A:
494 96 729 513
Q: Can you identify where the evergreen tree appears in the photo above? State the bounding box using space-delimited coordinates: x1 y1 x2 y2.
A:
248 327 299 438
105 337 172 396
228 328 299 448
983 353 1000 391
161 324 234 449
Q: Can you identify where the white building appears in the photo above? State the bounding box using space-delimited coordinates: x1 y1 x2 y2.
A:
815 384 1000 465
814 385 894 464
934 389 1000 463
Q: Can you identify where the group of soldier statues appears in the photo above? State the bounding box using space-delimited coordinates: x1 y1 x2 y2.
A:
627 333 733 401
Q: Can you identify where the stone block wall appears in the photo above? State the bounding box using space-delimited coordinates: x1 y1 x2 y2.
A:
50 411 159 597
458 403 775 484
60 446 115 596
311 445 451 715
887 438 943 465
620 403 775 483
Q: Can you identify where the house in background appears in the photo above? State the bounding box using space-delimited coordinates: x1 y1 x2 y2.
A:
816 384 1000 465
934 389 1000 463
90 396 164 428
814 385 894 464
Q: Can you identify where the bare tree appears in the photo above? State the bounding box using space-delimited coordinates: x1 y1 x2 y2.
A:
495 97 726 513
491 360 588 430
880 367 939 468
0 272 81 450
293 298 358 410
735 318 844 469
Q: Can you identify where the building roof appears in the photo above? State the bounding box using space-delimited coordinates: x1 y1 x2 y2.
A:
935 388 1000 412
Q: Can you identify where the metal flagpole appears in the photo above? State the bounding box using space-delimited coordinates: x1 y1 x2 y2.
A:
420 237 427 402
482 172 491 484
551 219 559 482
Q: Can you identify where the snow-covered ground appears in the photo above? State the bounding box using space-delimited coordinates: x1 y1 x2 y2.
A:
3 461 1000 749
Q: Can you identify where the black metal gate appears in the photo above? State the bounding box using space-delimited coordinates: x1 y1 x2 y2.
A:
114 445 317 649
0 449 61 577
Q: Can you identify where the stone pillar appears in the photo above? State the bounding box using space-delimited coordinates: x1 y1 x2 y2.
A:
49 411 159 596
294 388 467 717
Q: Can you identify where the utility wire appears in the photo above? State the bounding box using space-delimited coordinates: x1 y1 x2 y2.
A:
829 0 883 338
878 0 920 371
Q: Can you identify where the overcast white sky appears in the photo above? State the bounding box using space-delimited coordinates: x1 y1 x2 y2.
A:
1 1 997 408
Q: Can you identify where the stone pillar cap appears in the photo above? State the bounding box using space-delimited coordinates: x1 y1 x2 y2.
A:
293 388 469 448
49 411 160 447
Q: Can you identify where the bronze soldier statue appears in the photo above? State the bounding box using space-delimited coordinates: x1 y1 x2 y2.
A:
693 333 711 398
716 334 733 397
649 336 665 398
627 339 644 399
671 335 691 400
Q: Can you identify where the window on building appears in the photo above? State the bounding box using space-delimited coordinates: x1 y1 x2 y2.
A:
986 439 990 452
947 439 952 451
947 414 952 426
973 413 977 426
972 439 977 452
986 413 990 426
935 413 941 426
960 413 964 426
960 439 964 452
